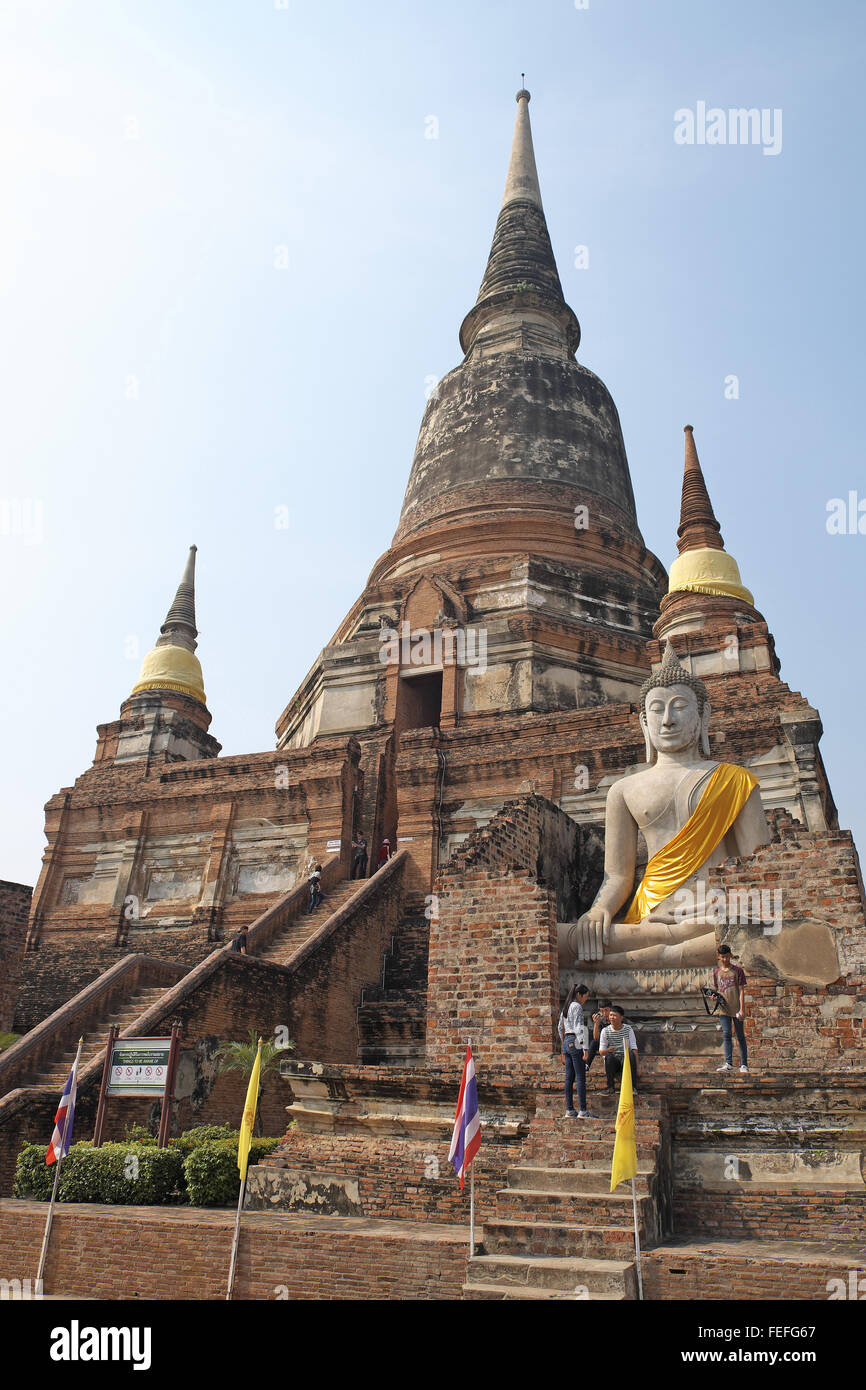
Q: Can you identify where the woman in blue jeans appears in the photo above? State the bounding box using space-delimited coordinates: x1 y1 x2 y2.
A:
557 984 593 1118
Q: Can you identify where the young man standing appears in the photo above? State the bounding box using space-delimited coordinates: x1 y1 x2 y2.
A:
713 944 749 1074
586 999 612 1074
599 1006 639 1096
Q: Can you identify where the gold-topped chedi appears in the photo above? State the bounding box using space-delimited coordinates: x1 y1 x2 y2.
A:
667 426 754 606
131 643 206 705
667 546 754 605
130 544 207 707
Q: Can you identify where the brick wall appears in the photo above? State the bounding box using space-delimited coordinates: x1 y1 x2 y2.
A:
706 814 866 1070
646 1246 866 1301
0 1201 470 1300
0 881 31 1033
426 795 579 1073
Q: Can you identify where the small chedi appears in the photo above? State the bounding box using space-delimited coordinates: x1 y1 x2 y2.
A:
567 641 769 969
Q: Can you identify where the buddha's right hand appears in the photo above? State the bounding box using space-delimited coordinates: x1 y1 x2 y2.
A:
575 907 611 961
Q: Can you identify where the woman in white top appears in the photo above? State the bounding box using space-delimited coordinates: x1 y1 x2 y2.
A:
557 984 592 1118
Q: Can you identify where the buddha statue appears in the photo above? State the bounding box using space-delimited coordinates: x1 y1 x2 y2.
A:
568 642 770 969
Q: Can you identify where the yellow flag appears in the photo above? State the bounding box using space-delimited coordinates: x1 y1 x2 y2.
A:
610 1046 637 1193
237 1041 262 1183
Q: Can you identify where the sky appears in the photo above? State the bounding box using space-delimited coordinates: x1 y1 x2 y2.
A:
2 0 864 887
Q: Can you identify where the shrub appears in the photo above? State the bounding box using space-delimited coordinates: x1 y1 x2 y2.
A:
183 1137 281 1207
13 1143 54 1200
13 1141 184 1205
171 1124 236 1156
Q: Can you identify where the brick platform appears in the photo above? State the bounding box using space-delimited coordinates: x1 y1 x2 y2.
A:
0 1201 470 1301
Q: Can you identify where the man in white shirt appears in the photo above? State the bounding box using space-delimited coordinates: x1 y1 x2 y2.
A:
599 1005 639 1096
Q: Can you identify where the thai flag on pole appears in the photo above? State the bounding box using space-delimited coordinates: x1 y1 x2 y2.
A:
45 1060 79 1166
448 1044 481 1189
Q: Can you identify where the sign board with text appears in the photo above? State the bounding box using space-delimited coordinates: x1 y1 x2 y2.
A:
106 1038 172 1097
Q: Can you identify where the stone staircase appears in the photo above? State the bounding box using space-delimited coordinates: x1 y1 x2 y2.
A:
463 1090 667 1301
23 986 171 1089
357 912 429 1066
255 880 360 965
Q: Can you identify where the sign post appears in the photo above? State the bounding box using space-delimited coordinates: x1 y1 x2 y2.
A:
92 1026 119 1149
92 1034 179 1145
156 1026 182 1148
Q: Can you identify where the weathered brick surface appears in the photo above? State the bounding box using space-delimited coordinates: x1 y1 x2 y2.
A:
426 796 581 1071
706 817 866 1070
0 881 31 1033
0 1201 470 1300
646 1243 866 1301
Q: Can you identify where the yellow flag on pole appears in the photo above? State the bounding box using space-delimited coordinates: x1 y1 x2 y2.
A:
610 1045 638 1192
237 1040 262 1182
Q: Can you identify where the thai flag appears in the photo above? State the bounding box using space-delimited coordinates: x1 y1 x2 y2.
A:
45 1062 79 1166
448 1044 481 1189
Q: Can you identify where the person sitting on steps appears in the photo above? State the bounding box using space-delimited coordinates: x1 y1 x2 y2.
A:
599 1006 640 1098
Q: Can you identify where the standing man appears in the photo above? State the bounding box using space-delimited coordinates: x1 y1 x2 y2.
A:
599 1006 639 1096
377 838 392 870
230 926 248 955
713 944 749 1074
351 833 368 880
557 984 594 1119
586 999 612 1075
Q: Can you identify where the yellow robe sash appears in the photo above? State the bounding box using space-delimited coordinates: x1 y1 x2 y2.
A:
622 763 758 924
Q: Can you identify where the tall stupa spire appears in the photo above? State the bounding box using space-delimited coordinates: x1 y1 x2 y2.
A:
500 86 543 209
130 545 207 706
459 88 580 355
668 427 754 605
677 425 724 553
157 543 198 652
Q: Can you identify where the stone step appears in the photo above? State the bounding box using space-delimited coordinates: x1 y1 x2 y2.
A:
507 1165 652 1195
483 1218 637 1260
523 1140 659 1167
465 1252 635 1296
463 1282 627 1301
356 1043 425 1066
495 1187 652 1228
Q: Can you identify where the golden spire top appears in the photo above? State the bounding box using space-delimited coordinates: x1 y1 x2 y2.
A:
130 545 207 706
667 426 755 606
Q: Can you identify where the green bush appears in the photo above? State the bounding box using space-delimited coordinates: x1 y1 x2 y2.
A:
14 1131 281 1206
13 1143 54 1200
171 1124 236 1156
14 1140 184 1205
183 1137 281 1207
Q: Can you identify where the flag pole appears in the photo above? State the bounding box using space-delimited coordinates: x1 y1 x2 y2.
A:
36 1036 83 1289
469 1161 475 1256
226 1036 262 1301
226 1173 247 1301
467 1036 474 1256
630 1175 644 1300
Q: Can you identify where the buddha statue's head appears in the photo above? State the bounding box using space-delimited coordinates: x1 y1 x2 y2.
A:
639 642 711 764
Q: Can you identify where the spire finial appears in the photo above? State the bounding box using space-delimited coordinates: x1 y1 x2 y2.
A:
157 544 199 651
677 425 724 554
502 86 540 206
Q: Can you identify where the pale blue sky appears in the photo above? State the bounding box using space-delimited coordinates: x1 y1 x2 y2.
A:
2 0 864 886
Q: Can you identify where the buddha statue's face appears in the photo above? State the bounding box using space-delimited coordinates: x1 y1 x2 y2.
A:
642 683 704 757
